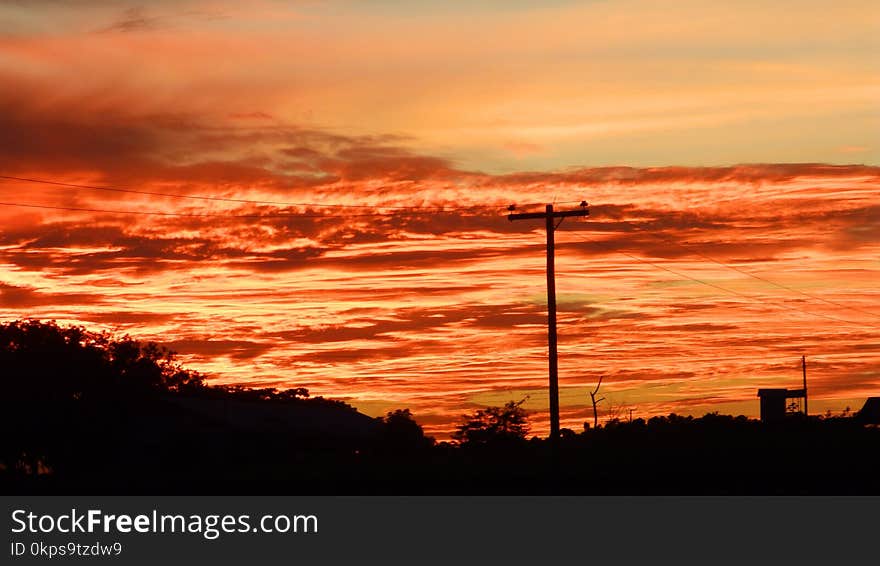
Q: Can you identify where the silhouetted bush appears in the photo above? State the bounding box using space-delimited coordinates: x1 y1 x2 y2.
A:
452 399 530 447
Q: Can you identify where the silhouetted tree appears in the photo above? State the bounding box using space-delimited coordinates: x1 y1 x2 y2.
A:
589 376 605 428
0 319 210 481
452 399 530 446
604 397 626 425
378 409 434 451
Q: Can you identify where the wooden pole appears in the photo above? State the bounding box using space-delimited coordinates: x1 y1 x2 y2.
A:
545 205 560 441
508 202 589 441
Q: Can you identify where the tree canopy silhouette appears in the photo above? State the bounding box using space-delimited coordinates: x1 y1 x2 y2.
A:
0 319 206 477
452 399 530 446
378 409 435 451
1 318 205 394
0 319 367 489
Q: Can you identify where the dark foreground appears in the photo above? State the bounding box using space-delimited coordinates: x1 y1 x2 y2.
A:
5 411 879 495
3 319 878 495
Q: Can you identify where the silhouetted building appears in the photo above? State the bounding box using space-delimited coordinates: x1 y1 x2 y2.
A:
757 388 805 422
856 397 880 425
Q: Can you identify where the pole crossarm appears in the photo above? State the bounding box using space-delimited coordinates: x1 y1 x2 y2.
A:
507 202 589 442
508 209 589 221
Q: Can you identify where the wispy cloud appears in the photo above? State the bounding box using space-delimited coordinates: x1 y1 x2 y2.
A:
98 7 164 33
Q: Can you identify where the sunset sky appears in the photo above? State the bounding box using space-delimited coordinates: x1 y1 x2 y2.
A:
1 1 878 437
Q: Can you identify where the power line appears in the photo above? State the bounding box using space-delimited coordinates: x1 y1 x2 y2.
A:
0 174 550 212
584 236 880 331
0 201 393 219
618 218 880 321
0 174 427 209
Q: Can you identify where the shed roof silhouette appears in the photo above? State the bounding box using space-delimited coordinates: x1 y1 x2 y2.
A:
856 397 880 425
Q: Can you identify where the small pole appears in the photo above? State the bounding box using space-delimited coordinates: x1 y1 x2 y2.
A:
802 355 808 416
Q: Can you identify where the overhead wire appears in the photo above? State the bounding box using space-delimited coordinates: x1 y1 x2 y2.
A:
0 174 570 212
582 235 880 331
0 201 395 219
615 217 880 321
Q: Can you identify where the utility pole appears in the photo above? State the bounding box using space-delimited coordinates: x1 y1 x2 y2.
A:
802 355 808 416
508 202 589 441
